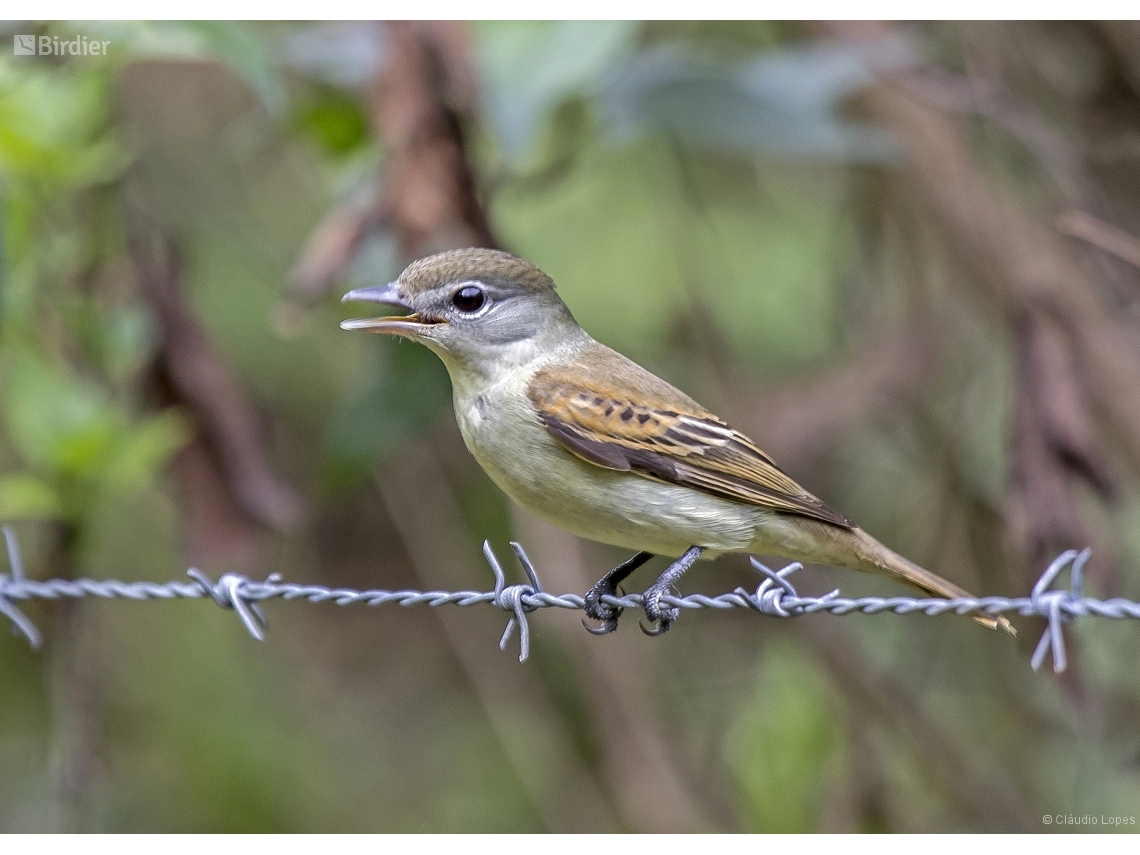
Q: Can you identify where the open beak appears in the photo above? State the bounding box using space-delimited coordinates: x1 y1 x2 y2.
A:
340 283 443 336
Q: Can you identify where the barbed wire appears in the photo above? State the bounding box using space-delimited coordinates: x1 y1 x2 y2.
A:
2 526 1138 671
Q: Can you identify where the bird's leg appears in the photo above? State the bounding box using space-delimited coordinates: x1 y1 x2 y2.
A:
640 546 705 637
583 551 655 635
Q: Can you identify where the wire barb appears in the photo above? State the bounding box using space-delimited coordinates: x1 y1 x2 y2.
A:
0 528 1136 673
1028 549 1090 673
486 540 544 662
1 526 42 649
186 568 274 641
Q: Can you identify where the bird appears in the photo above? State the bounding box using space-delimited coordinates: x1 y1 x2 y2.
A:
341 248 1014 637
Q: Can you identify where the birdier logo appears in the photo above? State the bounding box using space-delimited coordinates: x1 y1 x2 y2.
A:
13 34 110 56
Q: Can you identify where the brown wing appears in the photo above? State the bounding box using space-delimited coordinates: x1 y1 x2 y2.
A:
528 351 853 529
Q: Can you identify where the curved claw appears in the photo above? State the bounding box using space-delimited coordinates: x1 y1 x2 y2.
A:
582 617 619 635
641 586 679 637
581 551 654 637
636 545 701 639
583 583 626 634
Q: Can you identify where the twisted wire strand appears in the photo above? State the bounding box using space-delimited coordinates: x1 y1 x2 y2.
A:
1 525 1130 670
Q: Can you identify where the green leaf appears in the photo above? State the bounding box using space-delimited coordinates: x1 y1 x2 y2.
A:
0 473 64 520
291 90 369 155
2 351 115 475
100 408 193 496
0 57 124 186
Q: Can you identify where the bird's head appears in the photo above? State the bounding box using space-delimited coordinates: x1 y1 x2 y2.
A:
341 248 581 378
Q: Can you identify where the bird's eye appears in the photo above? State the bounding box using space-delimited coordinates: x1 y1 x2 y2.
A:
452 285 486 313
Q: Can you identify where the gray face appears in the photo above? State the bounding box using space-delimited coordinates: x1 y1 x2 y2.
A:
341 272 579 371
414 276 569 346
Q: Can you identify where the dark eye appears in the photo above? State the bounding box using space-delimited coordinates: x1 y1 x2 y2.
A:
452 285 486 313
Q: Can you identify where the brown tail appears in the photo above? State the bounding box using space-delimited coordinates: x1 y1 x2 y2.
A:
843 528 1015 635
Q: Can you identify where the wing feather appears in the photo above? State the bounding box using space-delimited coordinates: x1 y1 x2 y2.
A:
528 357 853 529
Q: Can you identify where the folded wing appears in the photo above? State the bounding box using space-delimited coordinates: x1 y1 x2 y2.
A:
528 357 853 529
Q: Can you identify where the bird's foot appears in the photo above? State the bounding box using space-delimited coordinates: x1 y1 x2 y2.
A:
583 578 624 635
638 580 678 636
581 550 655 635
637 545 705 638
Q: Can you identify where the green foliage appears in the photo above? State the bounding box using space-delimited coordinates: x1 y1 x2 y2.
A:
291 88 369 156
1 349 190 530
0 473 63 520
0 41 187 546
724 649 844 832
492 139 845 370
0 56 122 188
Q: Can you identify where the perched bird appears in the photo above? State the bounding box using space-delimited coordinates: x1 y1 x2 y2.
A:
342 248 1014 636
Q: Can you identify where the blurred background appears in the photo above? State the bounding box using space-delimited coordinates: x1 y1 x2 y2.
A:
1 19 1140 832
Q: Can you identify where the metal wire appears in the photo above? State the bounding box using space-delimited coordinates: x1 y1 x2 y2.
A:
2 525 1134 670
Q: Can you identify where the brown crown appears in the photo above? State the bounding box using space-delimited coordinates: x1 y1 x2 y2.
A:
397 248 556 296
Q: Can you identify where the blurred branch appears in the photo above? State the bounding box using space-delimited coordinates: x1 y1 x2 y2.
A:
1056 209 1140 271
899 66 1097 209
372 20 495 259
821 22 1131 577
739 331 936 474
290 21 494 301
1099 21 1140 98
35 523 105 831
289 191 391 303
1008 307 1116 565
125 182 304 537
901 57 1139 296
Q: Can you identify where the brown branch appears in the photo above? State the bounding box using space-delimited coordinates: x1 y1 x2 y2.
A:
126 183 304 537
737 331 936 474
289 193 390 303
1056 209 1140 271
370 20 496 259
1008 307 1114 568
865 68 1138 467
899 66 1097 209
290 21 496 301
43 524 103 831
